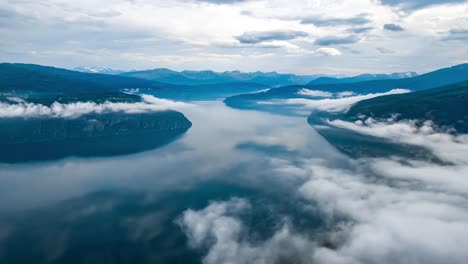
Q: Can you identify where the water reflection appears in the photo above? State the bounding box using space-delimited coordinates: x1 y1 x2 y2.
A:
0 102 346 263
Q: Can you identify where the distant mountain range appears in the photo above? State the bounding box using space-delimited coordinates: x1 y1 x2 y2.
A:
0 63 267 102
224 63 468 109
71 65 419 87
0 63 160 104
308 72 418 85
73 66 124 75
119 68 335 87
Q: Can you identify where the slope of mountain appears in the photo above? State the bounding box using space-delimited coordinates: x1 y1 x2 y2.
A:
0 63 194 162
138 82 268 101
0 111 192 163
309 72 417 85
306 81 468 161
224 63 468 109
0 63 268 102
344 81 468 133
73 66 124 75
120 68 196 85
0 63 159 94
121 68 330 86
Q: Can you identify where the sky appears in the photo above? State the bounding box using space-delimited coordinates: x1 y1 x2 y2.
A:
0 0 467 74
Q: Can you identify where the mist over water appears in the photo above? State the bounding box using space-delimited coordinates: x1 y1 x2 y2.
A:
1 102 467 264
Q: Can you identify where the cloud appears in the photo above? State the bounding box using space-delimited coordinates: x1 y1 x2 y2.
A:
177 128 468 264
294 117 468 263
0 95 190 119
1 0 467 74
235 30 308 44
192 0 254 4
178 198 315 264
314 36 360 46
337 91 356 97
347 27 374 34
443 28 468 41
383 23 404 31
301 15 371 27
262 89 410 113
377 47 395 54
327 118 468 164
378 0 467 11
314 47 343 56
251 116 468 264
297 157 468 264
297 89 333 98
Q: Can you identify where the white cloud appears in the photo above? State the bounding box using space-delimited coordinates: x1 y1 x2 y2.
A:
314 47 343 56
297 89 333 98
328 118 468 164
286 117 468 263
173 106 468 264
0 95 191 118
178 198 316 264
261 89 410 113
337 91 356 97
294 152 468 264
1 0 466 74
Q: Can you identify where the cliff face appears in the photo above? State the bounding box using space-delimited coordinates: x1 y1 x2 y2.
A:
0 111 192 162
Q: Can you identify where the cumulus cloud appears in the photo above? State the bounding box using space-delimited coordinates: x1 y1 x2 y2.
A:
178 198 315 264
262 89 410 113
235 30 308 44
1 0 467 74
383 23 404 31
0 95 190 119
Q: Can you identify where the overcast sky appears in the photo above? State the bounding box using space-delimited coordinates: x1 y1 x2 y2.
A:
0 0 467 74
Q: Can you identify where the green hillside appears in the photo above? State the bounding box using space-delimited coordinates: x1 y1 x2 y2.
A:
346 81 468 133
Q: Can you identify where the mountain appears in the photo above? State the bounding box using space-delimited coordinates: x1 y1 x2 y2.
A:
309 72 418 85
0 111 192 162
306 81 468 160
344 80 468 133
73 66 124 75
0 63 267 102
224 63 468 109
138 82 268 101
120 68 207 85
0 63 194 162
0 63 159 94
121 68 332 87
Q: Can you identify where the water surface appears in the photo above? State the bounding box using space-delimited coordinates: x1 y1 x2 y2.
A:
0 102 347 263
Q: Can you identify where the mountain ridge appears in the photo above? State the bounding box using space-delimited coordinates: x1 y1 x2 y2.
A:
224 63 468 109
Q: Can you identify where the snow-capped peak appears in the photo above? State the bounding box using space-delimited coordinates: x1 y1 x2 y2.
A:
73 66 123 75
